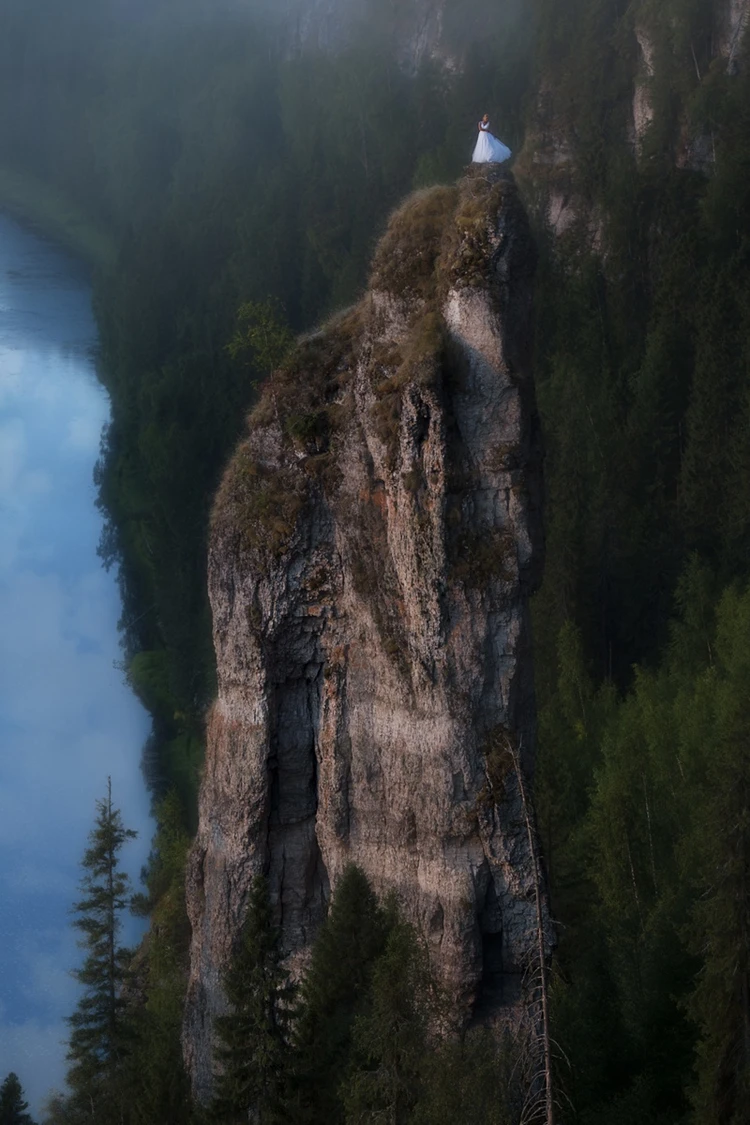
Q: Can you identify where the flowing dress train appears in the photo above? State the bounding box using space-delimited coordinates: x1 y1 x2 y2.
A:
472 122 512 164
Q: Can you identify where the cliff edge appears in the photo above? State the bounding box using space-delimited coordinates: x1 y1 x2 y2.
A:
183 166 546 1099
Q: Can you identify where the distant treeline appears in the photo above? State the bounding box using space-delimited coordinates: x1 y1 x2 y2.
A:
3 0 750 1122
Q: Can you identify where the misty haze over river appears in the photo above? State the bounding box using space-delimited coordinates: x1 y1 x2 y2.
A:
0 212 152 1117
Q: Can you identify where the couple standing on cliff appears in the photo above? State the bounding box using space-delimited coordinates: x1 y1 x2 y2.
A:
472 113 512 164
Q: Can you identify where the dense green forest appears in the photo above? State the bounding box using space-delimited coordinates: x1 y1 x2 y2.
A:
45 792 524 1125
2 0 750 1120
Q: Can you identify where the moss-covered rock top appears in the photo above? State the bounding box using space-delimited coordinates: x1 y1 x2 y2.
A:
212 166 527 558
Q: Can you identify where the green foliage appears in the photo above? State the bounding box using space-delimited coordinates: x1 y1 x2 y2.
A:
127 650 176 727
537 574 750 1123
683 588 750 1124
227 300 294 380
0 164 114 271
63 781 138 1123
342 918 430 1125
0 1074 35 1125
120 793 195 1124
52 791 197 1125
292 865 392 1125
528 9 750 1120
210 877 296 1125
413 1029 523 1125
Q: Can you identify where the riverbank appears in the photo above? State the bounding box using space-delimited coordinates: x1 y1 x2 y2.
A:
0 164 116 272
0 212 153 1120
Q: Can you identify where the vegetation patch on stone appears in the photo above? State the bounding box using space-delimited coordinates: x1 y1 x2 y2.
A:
250 304 364 445
370 185 458 301
438 174 510 290
450 527 518 588
213 445 307 557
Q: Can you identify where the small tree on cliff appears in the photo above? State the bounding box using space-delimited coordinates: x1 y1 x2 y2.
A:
65 778 137 1121
210 876 295 1125
226 299 293 383
0 1073 35 1125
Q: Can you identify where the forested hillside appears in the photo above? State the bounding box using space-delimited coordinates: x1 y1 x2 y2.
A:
0 0 533 815
524 4 750 1119
2 0 749 1121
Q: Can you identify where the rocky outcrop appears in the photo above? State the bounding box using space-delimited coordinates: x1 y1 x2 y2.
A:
182 167 547 1100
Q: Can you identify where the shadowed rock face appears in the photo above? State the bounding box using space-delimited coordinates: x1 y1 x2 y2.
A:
182 166 546 1100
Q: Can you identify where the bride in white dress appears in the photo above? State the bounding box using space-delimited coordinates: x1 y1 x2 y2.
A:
472 114 512 164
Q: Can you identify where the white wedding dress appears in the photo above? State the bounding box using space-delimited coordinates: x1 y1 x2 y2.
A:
472 122 512 164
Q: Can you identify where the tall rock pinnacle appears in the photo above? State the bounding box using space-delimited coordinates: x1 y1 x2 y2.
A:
183 166 547 1099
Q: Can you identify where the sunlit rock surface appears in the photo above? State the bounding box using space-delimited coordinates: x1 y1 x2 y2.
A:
182 167 547 1100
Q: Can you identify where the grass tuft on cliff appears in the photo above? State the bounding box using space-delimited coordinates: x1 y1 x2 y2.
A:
370 185 458 300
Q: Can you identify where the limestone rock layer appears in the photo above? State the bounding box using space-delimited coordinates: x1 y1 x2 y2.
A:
183 167 545 1099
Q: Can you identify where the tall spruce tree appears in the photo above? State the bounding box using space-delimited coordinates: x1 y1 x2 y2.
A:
65 778 137 1122
686 587 750 1124
210 875 295 1125
0 1073 34 1125
126 791 194 1125
292 865 392 1124
342 918 429 1125
413 1029 523 1125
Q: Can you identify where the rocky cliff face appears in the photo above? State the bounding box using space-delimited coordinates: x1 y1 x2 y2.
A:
182 166 546 1099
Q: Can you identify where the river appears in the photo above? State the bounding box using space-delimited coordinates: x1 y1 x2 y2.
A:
0 213 153 1117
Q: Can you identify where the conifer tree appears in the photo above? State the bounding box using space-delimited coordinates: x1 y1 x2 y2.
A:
0 1073 35 1125
210 875 295 1125
39 1092 75 1125
126 790 194 1125
687 588 750 1124
292 864 391 1124
65 778 137 1121
413 1029 522 1125
342 917 429 1125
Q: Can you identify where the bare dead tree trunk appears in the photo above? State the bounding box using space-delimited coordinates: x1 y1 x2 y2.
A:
506 737 555 1125
691 41 702 81
642 771 658 896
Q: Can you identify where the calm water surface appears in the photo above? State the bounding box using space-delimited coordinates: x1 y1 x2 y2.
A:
0 213 153 1115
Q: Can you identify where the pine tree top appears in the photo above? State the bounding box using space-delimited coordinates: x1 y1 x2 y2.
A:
0 1072 35 1125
